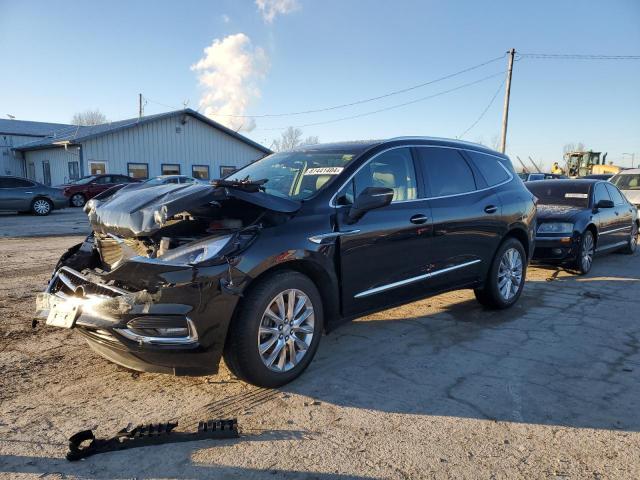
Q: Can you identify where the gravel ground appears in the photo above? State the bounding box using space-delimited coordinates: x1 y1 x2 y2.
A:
0 235 639 479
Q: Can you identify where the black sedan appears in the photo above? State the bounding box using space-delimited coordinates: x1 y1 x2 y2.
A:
527 179 638 274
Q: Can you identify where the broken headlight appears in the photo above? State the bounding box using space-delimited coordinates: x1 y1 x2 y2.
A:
158 235 232 265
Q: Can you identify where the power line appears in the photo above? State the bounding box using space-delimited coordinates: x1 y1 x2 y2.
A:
458 77 505 139
256 71 505 131
206 54 507 119
518 53 640 60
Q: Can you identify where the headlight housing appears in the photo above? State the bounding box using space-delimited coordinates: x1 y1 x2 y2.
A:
158 235 232 265
537 222 574 234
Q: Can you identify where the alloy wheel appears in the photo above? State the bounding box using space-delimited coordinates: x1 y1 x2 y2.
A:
71 194 85 207
257 289 315 372
497 247 523 301
33 199 51 215
581 233 594 272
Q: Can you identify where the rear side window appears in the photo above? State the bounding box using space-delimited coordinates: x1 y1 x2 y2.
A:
605 183 626 206
593 183 611 204
0 178 34 188
466 151 510 186
417 147 476 197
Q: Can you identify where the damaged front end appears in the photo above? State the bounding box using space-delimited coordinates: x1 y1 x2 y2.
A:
36 181 300 375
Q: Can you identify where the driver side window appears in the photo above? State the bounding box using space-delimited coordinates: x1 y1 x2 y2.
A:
593 183 611 204
336 148 417 205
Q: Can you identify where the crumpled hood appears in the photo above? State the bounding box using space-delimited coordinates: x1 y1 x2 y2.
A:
620 189 640 206
537 204 585 222
84 182 300 237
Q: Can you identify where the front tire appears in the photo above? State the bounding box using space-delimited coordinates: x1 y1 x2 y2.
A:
223 271 323 387
31 198 52 216
70 193 86 208
575 230 595 274
474 237 527 309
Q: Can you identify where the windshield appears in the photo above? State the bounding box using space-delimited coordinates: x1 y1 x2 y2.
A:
70 175 98 185
527 182 591 208
610 173 640 190
226 151 356 200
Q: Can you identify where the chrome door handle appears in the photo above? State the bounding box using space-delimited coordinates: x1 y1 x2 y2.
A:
410 214 429 224
25 191 33 194
484 205 498 214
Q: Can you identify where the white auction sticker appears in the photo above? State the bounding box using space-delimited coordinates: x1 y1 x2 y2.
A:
304 167 344 175
565 193 588 199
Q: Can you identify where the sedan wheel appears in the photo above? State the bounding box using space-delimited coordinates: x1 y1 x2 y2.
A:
622 223 638 254
32 198 52 216
497 247 524 301
258 289 315 372
577 231 595 274
70 193 86 207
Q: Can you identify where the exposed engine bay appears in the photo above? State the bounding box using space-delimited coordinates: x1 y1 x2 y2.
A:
61 180 301 280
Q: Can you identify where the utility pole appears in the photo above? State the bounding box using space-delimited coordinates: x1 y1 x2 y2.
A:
499 48 516 154
138 93 144 120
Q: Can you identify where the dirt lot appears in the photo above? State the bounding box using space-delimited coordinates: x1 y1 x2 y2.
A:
0 209 89 238
1 235 639 479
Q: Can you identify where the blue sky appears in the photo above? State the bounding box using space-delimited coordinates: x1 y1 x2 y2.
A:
1 0 638 169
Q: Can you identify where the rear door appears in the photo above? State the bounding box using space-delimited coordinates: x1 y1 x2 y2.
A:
605 183 634 246
415 147 505 290
336 147 434 316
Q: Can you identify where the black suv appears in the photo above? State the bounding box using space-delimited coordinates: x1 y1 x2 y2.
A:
37 138 536 387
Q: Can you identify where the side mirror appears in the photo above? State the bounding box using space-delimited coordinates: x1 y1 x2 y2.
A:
346 187 394 224
596 199 614 209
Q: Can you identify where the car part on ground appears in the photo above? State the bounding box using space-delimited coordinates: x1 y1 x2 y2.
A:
66 419 238 461
526 180 639 274
36 137 536 387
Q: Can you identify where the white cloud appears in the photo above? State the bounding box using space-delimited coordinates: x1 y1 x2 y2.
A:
255 0 300 23
221 14 230 23
191 33 269 132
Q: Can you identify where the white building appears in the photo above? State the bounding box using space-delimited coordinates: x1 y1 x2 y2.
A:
1 109 270 186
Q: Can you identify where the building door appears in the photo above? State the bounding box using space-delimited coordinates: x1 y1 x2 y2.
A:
68 161 80 181
42 161 51 186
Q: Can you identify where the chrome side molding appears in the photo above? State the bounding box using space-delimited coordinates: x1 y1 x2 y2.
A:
354 259 481 298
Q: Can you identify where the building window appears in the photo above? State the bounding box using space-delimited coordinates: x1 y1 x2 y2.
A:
161 163 181 175
220 165 236 178
89 161 107 175
42 160 51 186
68 161 80 181
128 162 149 179
192 165 210 180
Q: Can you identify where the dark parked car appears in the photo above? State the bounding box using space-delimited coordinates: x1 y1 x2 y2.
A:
0 176 67 215
62 174 140 207
527 179 638 274
37 138 536 387
143 175 207 186
518 172 567 182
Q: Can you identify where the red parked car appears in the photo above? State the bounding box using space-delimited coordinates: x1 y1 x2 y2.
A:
62 174 140 207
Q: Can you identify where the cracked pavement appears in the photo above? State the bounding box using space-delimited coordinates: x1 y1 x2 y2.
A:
0 235 639 479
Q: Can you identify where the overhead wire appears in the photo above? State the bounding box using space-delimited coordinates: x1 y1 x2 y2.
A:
457 76 506 139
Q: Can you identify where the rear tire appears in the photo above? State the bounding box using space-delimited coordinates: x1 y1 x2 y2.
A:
223 271 323 388
574 230 595 275
474 237 527 309
621 222 638 254
31 198 52 216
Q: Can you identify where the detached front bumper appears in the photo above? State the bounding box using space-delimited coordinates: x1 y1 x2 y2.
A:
531 234 580 263
36 265 240 375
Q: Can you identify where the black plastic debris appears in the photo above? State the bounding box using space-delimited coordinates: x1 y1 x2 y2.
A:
66 419 238 461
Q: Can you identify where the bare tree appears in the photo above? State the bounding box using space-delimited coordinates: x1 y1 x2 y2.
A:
71 109 108 126
563 142 586 153
271 127 319 152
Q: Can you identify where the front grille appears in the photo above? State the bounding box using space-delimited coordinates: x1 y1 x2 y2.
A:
95 235 153 269
49 267 128 298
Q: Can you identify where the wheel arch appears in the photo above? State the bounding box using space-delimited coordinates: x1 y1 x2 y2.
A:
504 226 530 259
238 259 340 332
585 223 598 247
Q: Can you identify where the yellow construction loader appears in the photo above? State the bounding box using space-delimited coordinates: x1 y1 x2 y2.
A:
564 150 622 177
